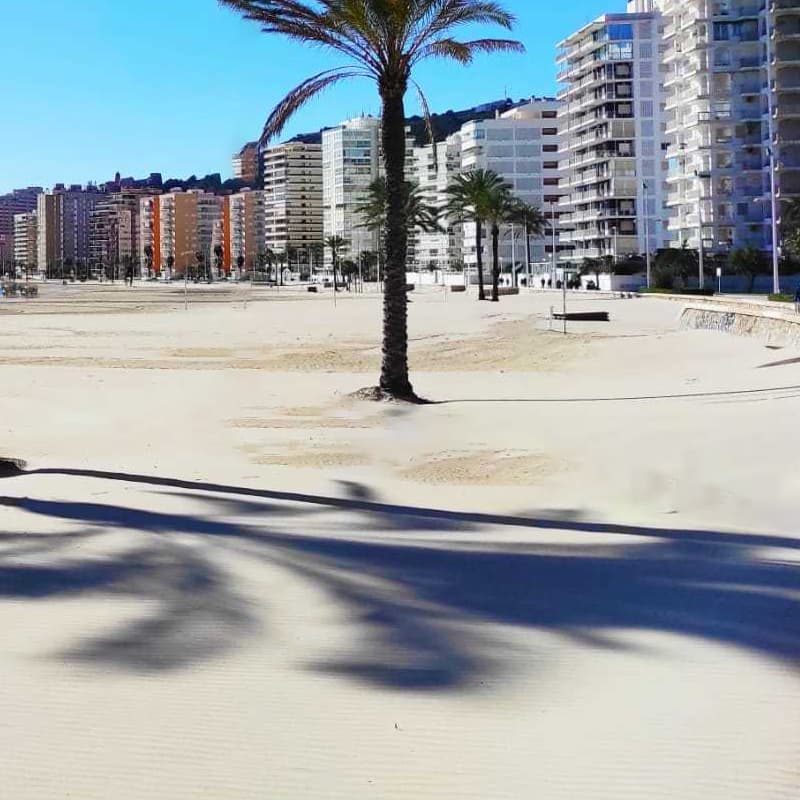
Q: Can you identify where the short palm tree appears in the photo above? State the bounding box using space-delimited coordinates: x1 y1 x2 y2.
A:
218 0 523 401
325 234 348 292
446 169 511 301
506 199 548 287
784 199 800 260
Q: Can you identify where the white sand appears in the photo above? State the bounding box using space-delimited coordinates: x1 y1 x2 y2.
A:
1 283 799 799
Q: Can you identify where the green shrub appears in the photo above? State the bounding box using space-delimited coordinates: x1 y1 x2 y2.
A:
768 293 794 303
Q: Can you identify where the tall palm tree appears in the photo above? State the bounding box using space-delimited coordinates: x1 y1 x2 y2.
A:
218 0 523 400
325 234 348 292
506 199 548 288
445 169 511 301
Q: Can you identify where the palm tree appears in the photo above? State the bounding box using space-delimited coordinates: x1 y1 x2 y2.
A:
325 235 348 292
356 177 442 236
218 0 523 400
143 245 154 279
446 169 511 301
213 244 225 277
506 199 548 288
784 199 800 260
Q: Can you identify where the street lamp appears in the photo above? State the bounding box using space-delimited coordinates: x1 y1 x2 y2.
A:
643 180 652 289
764 3 781 294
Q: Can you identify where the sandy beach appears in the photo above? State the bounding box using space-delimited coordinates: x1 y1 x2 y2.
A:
1 283 798 799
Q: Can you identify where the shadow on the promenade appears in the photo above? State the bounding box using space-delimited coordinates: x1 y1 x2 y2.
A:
0 467 798 689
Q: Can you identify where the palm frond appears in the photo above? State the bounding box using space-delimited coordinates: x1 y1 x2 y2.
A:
260 67 368 144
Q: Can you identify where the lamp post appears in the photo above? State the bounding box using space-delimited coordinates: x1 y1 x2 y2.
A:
764 3 781 294
550 200 558 288
643 180 652 289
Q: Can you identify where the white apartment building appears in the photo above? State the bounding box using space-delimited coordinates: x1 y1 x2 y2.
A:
13 212 38 273
557 6 666 264
658 0 800 255
458 99 567 274
322 116 382 261
411 138 463 271
322 116 415 264
774 0 800 213
262 141 323 264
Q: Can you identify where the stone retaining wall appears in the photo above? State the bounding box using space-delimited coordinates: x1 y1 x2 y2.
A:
680 302 800 347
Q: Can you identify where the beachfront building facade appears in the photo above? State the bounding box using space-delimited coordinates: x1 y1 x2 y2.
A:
13 212 38 274
89 191 152 277
139 190 223 277
656 0 800 255
322 116 382 263
0 187 41 270
557 6 667 264
660 0 770 252
410 138 464 272
222 189 267 273
774 0 800 215
322 116 415 266
457 99 568 276
262 141 324 269
36 185 104 276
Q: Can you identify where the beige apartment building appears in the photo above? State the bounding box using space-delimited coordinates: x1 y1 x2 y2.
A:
222 189 267 272
13 212 38 273
263 141 323 268
90 191 152 276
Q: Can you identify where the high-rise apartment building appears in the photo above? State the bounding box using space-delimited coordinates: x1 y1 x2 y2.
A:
139 190 223 276
322 117 382 260
410 138 463 271
457 99 568 273
557 6 666 263
90 191 152 275
322 116 415 263
232 141 261 186
0 187 41 268
262 141 324 262
36 185 103 275
222 189 267 272
658 0 800 255
13 212 38 273
774 0 800 211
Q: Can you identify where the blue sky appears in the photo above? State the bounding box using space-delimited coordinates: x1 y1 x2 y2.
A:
0 0 617 193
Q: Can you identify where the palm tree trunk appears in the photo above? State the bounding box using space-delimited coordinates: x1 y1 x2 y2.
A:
379 86 414 399
491 223 500 302
525 224 532 288
475 218 486 301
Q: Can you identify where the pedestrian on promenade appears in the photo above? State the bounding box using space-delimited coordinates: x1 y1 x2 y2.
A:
794 285 800 314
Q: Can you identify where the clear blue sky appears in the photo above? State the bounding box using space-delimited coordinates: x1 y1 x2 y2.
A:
0 0 618 194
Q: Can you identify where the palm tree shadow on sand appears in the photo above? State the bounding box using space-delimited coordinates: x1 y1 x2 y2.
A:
1 467 799 690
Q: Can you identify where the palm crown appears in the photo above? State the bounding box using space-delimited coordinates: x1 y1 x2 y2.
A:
355 178 442 235
219 0 523 399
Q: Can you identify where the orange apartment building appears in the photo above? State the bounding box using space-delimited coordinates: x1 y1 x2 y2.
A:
139 190 223 276
221 189 266 273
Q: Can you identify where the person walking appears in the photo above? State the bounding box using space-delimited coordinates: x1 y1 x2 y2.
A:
794 285 800 314
126 264 134 288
